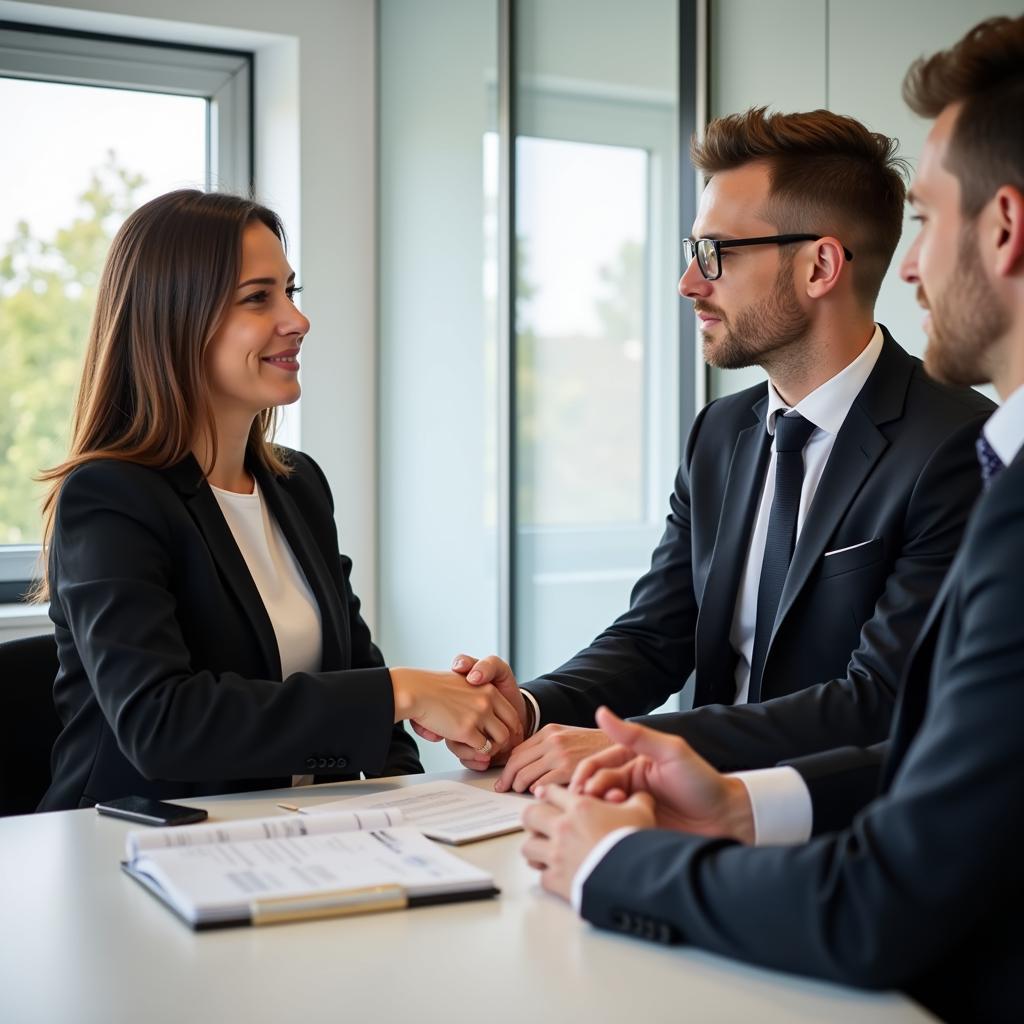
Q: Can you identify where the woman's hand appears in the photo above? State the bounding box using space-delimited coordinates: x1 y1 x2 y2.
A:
444 653 529 769
390 668 524 753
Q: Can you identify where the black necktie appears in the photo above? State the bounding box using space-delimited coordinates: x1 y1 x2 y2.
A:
976 434 1004 490
748 412 817 703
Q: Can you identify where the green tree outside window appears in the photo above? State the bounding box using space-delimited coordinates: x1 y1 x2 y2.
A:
0 154 143 544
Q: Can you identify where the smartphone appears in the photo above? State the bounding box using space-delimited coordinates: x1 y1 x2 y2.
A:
95 796 208 827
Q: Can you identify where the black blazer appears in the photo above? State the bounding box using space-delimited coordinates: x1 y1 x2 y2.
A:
40 449 421 812
526 331 993 757
579 454 1024 1023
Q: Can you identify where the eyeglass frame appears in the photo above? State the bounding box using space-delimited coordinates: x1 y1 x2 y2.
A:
682 234 855 281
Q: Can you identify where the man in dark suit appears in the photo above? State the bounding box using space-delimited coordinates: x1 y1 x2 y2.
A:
445 109 992 793
521 16 1024 1022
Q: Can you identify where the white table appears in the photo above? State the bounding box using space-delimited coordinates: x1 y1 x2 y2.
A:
0 770 935 1024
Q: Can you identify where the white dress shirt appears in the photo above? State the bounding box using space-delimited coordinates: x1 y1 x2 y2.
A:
983 381 1024 466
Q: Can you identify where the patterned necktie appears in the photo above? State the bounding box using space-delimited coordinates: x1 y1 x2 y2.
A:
748 412 818 703
976 434 1004 490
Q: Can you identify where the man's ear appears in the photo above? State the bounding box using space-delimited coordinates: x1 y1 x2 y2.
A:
805 237 847 298
991 185 1024 278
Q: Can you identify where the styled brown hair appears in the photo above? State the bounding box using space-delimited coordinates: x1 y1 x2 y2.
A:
691 107 908 306
903 15 1024 216
35 190 292 598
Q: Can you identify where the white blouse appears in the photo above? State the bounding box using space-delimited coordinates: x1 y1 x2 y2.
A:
210 482 323 681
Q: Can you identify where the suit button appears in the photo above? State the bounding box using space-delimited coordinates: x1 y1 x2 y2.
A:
326 757 337 769
336 757 349 769
305 757 316 770
317 758 328 769
611 910 630 931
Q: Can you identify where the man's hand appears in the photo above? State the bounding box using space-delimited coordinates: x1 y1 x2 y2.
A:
570 707 755 844
521 783 657 902
441 654 529 769
494 725 613 793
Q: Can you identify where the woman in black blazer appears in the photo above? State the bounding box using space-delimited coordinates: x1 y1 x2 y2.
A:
37 190 519 811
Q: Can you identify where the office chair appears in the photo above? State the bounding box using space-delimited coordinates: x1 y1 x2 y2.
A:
0 633 61 816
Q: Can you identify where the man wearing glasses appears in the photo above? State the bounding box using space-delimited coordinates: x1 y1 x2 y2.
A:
446 107 992 793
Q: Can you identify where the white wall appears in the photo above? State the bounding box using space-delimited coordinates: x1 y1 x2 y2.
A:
0 0 382 623
517 0 677 98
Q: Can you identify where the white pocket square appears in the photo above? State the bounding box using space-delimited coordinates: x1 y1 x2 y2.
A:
825 539 877 557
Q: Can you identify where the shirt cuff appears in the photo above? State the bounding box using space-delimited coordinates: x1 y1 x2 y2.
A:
732 766 812 845
570 827 637 912
521 689 542 737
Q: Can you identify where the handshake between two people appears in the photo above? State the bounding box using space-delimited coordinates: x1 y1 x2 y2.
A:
410 653 637 793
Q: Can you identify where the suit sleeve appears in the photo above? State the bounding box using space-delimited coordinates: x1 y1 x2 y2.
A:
521 405 710 726
580 474 1024 991
630 413 986 771
52 460 402 781
297 453 422 776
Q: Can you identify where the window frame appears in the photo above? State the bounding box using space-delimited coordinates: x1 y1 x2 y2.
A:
0 21 253 600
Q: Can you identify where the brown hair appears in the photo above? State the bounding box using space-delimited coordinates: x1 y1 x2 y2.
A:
35 190 292 598
903 15 1024 216
691 107 908 306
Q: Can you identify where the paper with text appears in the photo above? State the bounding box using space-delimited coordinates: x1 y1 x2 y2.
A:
126 807 403 859
295 781 529 844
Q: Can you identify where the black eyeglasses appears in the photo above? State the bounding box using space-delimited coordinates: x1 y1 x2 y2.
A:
682 234 855 281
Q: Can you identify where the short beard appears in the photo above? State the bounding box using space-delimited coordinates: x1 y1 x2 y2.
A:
924 221 1007 387
702 256 811 372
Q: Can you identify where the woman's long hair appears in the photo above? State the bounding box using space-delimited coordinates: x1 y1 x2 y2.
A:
35 190 293 598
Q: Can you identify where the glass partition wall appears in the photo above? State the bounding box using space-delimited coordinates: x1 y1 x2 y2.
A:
379 0 694 769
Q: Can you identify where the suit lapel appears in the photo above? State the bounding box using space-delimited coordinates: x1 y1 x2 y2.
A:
769 332 913 656
163 456 283 679
694 397 772 702
771 402 888 643
253 459 347 671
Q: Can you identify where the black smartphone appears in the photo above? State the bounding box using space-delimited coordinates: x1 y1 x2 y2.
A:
95 796 208 827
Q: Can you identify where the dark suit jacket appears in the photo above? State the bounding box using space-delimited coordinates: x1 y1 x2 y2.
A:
526 331 993 761
580 454 1024 1023
40 449 421 812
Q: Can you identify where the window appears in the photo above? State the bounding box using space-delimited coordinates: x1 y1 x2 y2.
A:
0 23 252 599
511 79 680 685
